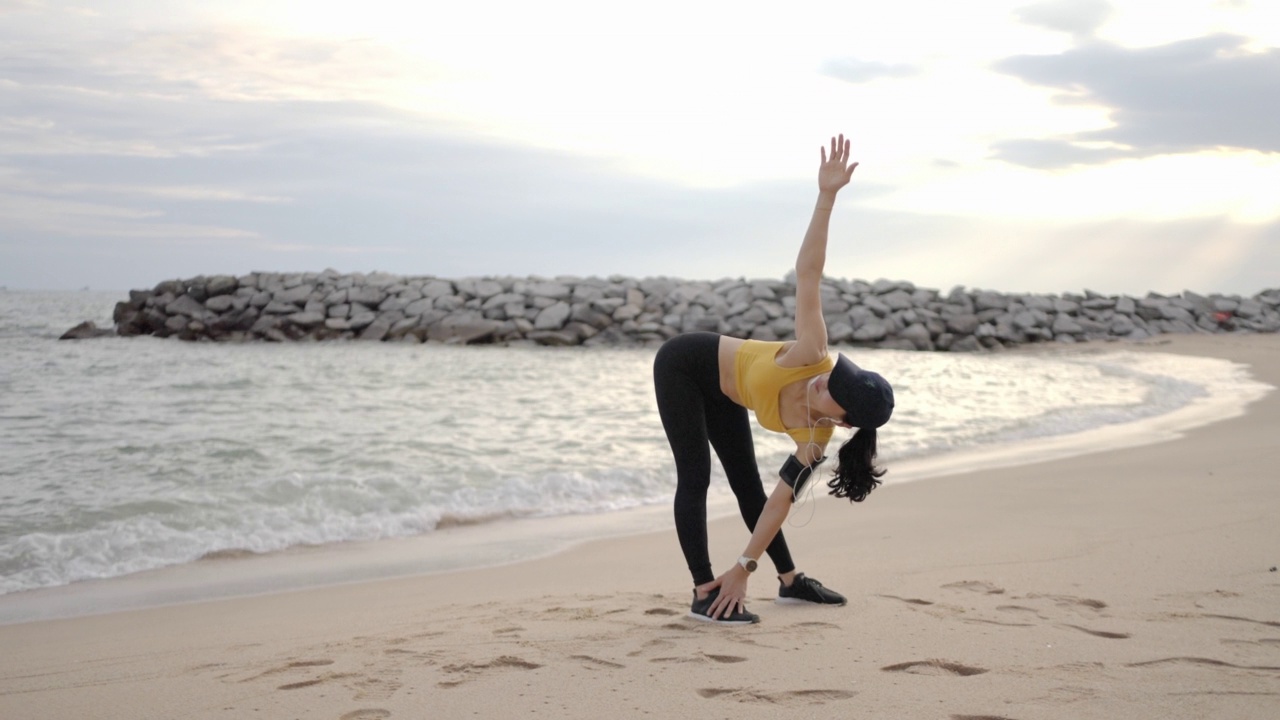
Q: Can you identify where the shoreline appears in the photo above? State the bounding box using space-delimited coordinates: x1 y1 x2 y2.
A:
2 333 1279 718
0 337 1271 627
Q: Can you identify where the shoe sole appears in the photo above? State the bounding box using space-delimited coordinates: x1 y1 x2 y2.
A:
775 597 847 606
686 611 759 626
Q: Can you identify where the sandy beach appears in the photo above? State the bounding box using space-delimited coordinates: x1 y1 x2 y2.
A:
2 334 1278 720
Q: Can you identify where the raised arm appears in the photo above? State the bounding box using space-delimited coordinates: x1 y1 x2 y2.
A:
782 135 859 366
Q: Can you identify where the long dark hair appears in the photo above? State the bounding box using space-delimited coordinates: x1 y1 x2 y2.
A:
827 427 886 502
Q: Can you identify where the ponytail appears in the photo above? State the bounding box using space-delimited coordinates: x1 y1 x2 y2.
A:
827 427 886 502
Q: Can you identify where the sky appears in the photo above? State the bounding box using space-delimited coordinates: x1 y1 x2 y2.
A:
1 0 1278 295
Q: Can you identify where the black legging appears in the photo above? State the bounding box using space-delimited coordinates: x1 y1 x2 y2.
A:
653 332 796 586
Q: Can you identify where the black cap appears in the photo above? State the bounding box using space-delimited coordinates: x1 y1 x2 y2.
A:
827 354 894 429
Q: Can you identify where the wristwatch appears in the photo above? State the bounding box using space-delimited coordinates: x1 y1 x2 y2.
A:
737 556 758 573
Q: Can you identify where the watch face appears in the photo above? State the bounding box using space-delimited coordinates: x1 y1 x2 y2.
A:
742 558 757 572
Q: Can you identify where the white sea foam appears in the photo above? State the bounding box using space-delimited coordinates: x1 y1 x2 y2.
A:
0 290 1272 602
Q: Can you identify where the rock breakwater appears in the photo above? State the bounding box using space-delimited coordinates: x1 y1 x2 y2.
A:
65 270 1280 350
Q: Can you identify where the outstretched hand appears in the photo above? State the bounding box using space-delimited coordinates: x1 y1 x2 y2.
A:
818 134 858 193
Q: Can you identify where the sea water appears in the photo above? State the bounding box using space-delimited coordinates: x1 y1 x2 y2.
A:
0 290 1271 617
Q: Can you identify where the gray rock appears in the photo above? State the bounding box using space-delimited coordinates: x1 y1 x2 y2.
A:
900 323 933 350
881 290 915 311
358 318 392 341
348 312 377 330
1024 296 1055 312
534 301 571 330
262 300 300 315
166 294 210 319
378 295 411 313
206 275 238 296
526 281 572 300
59 321 116 340
1236 300 1264 319
285 311 326 328
205 295 236 313
528 329 581 346
1012 310 1047 332
945 313 980 335
852 320 887 342
274 284 314 305
1051 314 1083 334
348 286 387 307
827 321 854 343
469 279 504 299
862 297 891 317
1159 305 1195 323
481 292 524 311
974 292 1009 311
164 315 189 334
428 315 501 344
421 280 454 298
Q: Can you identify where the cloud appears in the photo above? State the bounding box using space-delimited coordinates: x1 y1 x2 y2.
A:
821 58 918 84
0 0 40 15
1012 0 1113 39
992 33 1280 168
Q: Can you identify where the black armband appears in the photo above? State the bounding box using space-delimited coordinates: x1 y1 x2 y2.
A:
780 454 825 494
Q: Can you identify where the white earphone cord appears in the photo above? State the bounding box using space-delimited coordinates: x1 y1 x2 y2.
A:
789 376 832 527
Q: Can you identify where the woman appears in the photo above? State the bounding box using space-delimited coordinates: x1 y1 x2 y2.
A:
653 135 895 625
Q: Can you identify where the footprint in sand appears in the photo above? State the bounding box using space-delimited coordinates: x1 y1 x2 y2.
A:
650 653 747 665
1060 624 1130 639
996 605 1045 619
942 581 1005 595
1026 594 1107 611
697 688 855 704
277 672 356 691
704 654 747 664
340 710 391 720
1126 657 1280 671
877 594 934 606
882 660 988 677
1221 638 1280 647
438 656 542 688
238 659 336 684
961 617 1034 628
645 607 680 616
570 655 626 669
1200 613 1280 629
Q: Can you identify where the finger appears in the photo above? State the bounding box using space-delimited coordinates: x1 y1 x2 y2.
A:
820 145 827 164
829 136 838 161
836 134 845 162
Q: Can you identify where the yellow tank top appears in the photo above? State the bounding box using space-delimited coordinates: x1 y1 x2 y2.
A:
733 340 835 445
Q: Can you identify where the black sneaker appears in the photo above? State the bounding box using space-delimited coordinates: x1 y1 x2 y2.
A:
776 573 847 606
688 588 760 625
